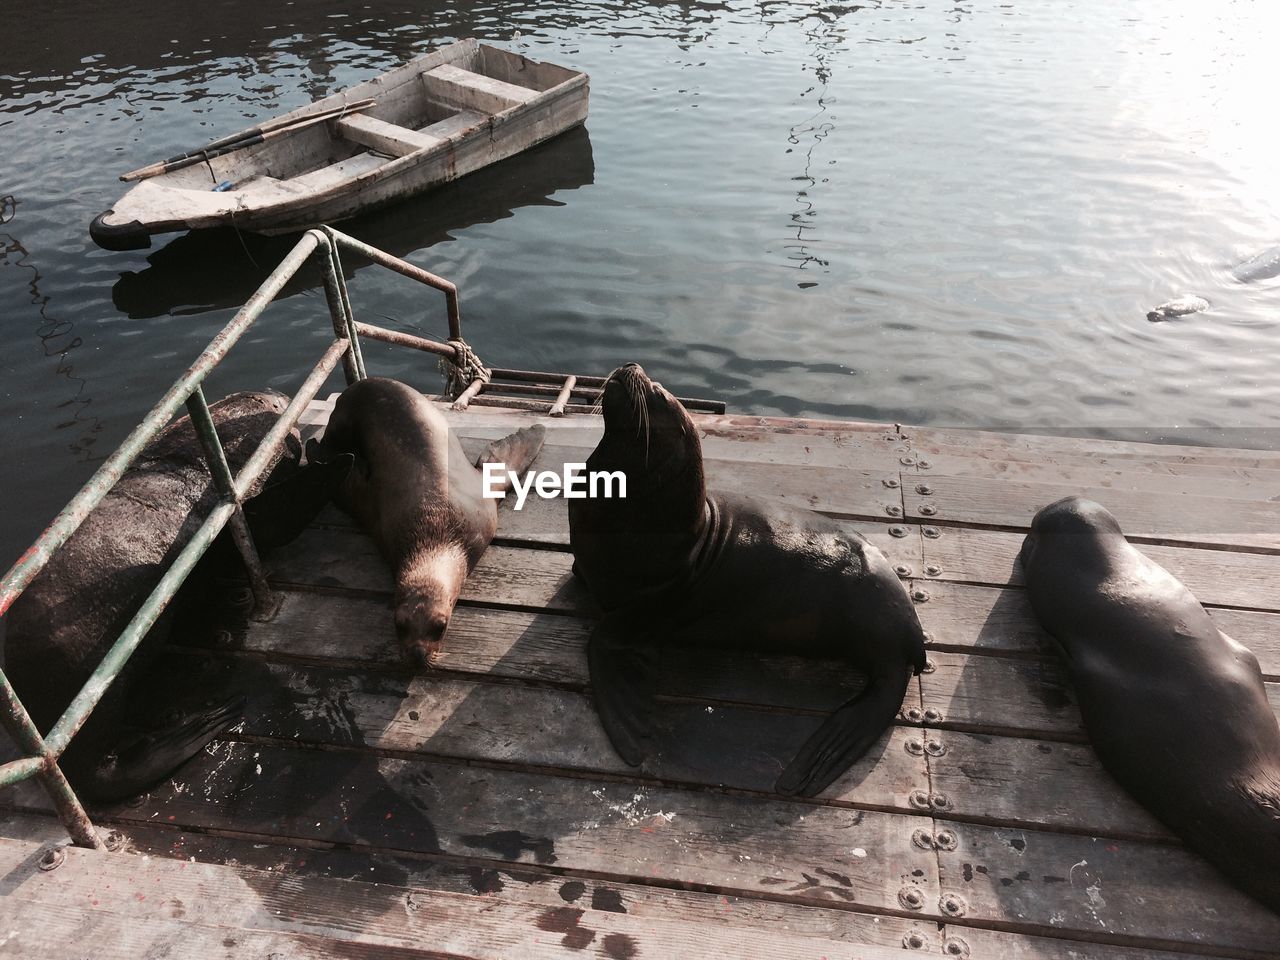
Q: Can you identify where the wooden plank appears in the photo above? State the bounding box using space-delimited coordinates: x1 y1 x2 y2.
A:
0 809 936 957
170 657 925 809
285 151 387 192
918 523 1280 614
921 522 1280 611
334 113 441 157
900 423 1280 469
924 730 1170 840
194 592 592 683
911 580 1280 678
902 474 1280 549
310 479 914 555
0 835 919 960
907 447 1280 501
936 822 1280 954
437 406 905 469
421 63 539 114
950 927 1241 960
0 903 453 960
304 396 905 469
921 651 1280 738
265 522 920 615
89 742 941 918
178 588 880 713
267 532 585 610
418 109 487 140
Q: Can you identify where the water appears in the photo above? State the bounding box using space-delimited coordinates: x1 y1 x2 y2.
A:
3 0 1280 565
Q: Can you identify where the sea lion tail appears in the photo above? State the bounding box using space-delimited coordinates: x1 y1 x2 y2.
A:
474 424 546 495
775 660 914 798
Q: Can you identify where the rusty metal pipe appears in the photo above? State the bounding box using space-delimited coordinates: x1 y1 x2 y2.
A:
316 231 367 381
326 230 461 340
353 322 459 360
231 337 350 505
314 232 363 385
185 386 276 617
485 381 598 399
43 499 239 758
0 672 102 848
490 367 611 388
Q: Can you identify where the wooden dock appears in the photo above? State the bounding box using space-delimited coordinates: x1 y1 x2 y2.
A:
2 397 1279 959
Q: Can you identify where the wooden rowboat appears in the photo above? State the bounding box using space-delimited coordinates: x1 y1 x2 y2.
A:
90 39 589 250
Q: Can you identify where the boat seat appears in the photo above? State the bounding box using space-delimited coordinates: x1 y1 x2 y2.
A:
284 152 389 193
333 114 442 158
420 63 539 115
419 109 488 140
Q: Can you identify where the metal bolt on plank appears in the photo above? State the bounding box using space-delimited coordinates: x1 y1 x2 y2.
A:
898 887 925 911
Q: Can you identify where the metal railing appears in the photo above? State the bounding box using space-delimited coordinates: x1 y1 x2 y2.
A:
0 226 480 848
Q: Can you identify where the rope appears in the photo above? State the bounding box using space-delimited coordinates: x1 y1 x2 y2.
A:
443 338 490 398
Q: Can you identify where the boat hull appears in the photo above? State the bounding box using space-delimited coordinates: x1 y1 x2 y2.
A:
91 40 589 249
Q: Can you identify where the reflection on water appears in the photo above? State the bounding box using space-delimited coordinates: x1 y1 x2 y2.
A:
0 197 104 463
3 0 1280 564
782 12 839 280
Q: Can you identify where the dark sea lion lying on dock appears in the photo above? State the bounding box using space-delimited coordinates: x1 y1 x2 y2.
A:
307 377 545 668
568 363 927 798
3 390 351 803
1020 497 1280 914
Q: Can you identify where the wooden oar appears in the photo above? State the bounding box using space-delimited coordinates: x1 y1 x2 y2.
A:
119 99 378 182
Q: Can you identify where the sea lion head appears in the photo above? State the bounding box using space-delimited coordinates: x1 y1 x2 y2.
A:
597 363 703 488
393 543 468 668
1020 496 1123 572
569 363 707 609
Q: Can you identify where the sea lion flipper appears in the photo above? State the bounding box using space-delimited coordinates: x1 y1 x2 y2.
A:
474 424 546 493
588 616 658 767
67 694 246 803
243 452 354 550
775 665 912 798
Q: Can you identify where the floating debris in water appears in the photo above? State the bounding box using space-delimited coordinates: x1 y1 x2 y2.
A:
1146 295 1209 322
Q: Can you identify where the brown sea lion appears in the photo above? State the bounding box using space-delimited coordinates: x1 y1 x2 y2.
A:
3 390 351 802
1020 497 1280 914
567 363 927 798
307 377 545 667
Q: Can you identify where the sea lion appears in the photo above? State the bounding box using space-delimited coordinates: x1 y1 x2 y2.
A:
567 363 927 798
1232 245 1280 283
1019 497 1280 913
3 391 351 803
307 377 545 667
1146 295 1209 322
